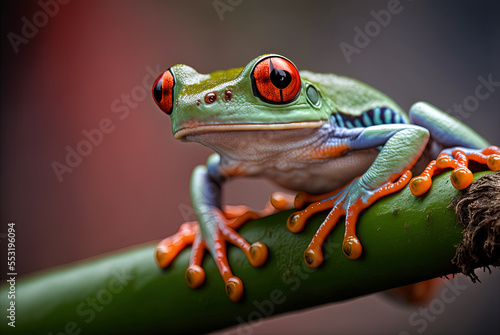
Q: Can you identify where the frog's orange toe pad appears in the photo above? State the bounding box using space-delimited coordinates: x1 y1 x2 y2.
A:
287 213 306 233
185 265 206 289
342 235 363 260
409 175 432 196
487 154 500 171
248 242 268 267
270 192 295 211
293 192 309 209
304 246 323 268
287 195 339 234
155 222 198 268
450 167 473 190
225 277 244 302
156 245 174 268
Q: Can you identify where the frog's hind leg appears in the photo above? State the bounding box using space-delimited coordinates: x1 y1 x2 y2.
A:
408 102 500 195
409 102 489 151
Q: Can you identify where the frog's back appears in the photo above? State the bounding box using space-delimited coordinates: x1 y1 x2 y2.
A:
300 70 407 122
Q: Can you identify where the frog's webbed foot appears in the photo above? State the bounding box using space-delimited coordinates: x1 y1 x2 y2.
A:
288 171 412 268
155 193 294 302
409 146 500 196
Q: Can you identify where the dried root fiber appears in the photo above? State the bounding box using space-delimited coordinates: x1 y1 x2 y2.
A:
452 172 500 281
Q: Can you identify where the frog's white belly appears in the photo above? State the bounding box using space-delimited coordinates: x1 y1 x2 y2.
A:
186 128 380 194
260 149 379 193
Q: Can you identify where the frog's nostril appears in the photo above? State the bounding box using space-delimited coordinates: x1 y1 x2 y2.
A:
204 92 217 104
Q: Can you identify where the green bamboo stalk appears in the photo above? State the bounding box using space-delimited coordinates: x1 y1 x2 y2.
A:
1 171 497 334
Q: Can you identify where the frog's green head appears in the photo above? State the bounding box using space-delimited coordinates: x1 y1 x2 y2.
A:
152 54 330 140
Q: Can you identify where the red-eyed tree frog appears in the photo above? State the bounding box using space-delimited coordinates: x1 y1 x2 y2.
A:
151 54 500 302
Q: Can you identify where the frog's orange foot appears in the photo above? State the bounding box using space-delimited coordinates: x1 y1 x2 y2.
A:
155 206 270 302
288 171 412 268
410 146 500 196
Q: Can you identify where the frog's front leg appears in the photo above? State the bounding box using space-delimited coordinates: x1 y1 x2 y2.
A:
155 154 290 302
289 124 430 268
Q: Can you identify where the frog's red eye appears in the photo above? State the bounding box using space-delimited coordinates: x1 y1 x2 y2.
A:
251 56 301 104
152 69 175 115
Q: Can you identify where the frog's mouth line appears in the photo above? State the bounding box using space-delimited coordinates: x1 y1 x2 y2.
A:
174 121 325 140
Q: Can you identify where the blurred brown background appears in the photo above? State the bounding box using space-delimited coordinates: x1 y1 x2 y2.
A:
1 0 499 334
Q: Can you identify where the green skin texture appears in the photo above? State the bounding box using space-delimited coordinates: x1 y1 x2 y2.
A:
158 54 489 300
2 171 491 335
